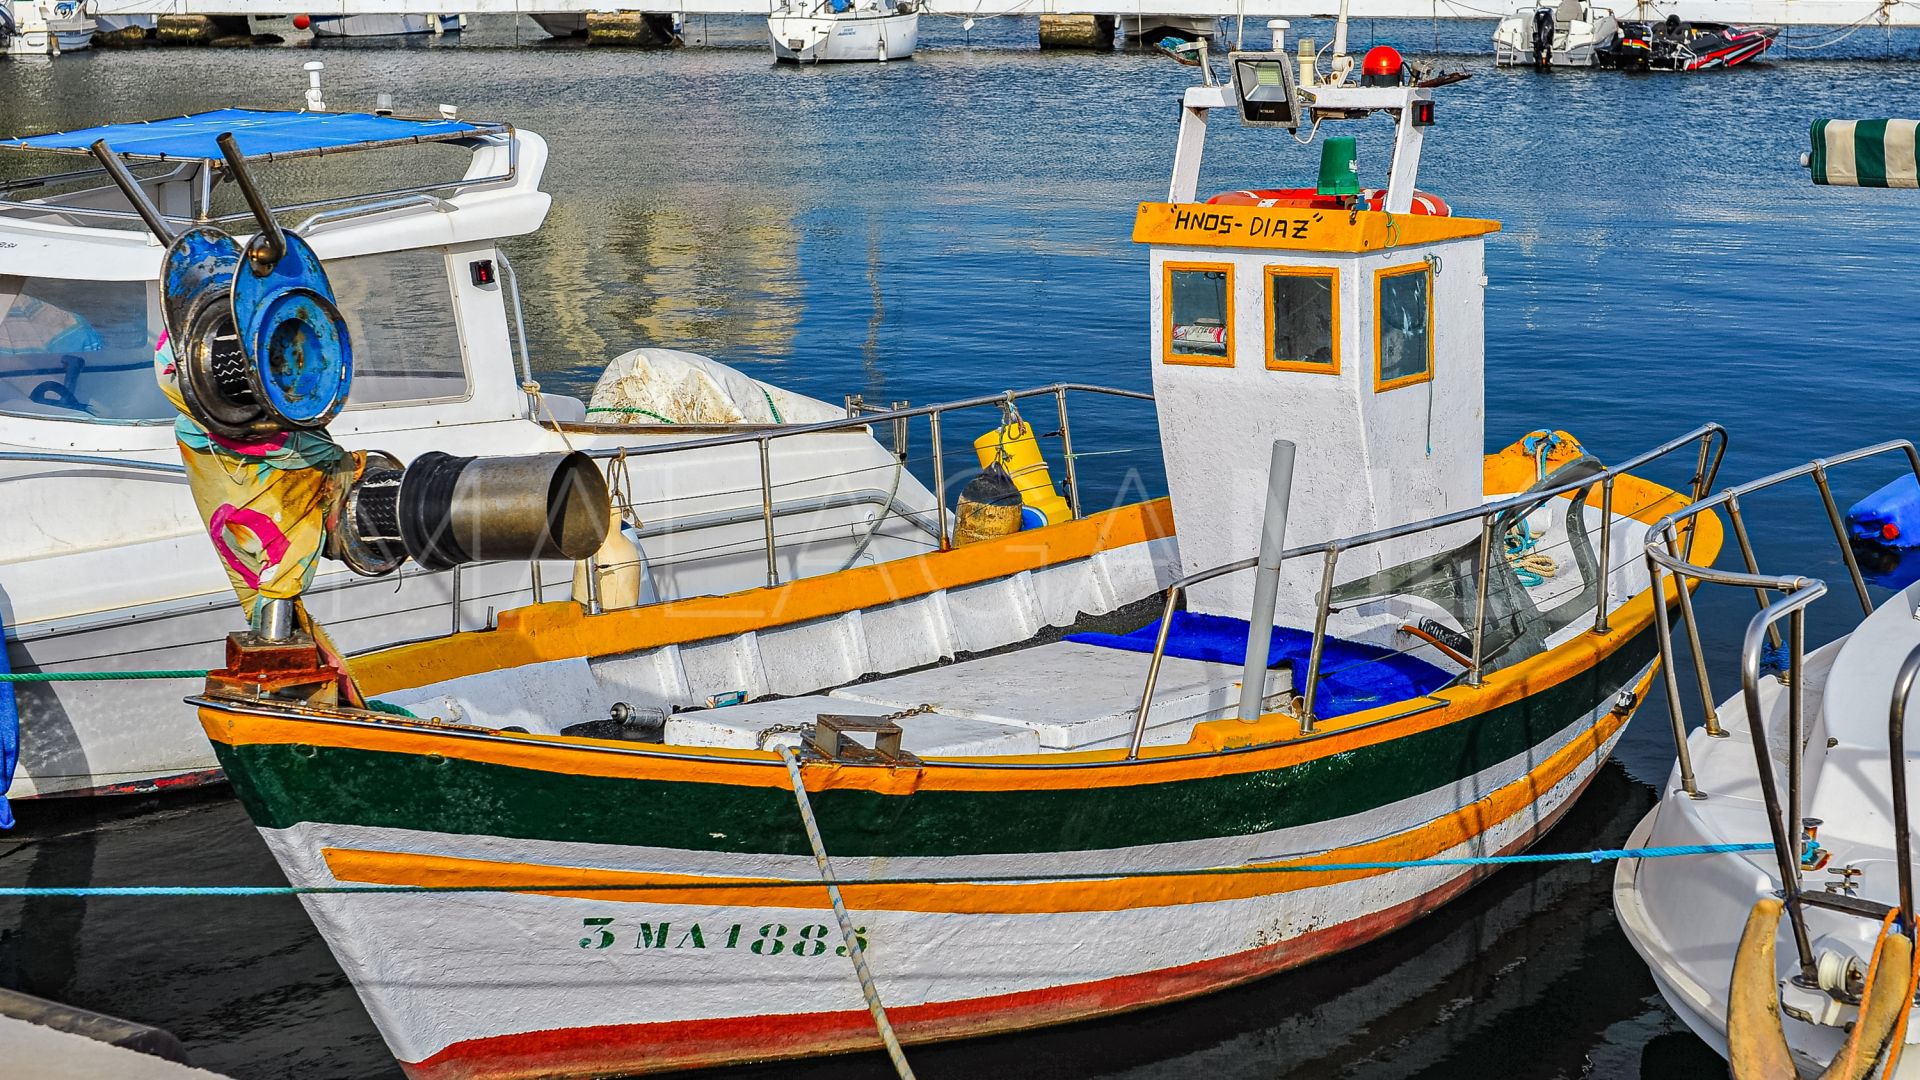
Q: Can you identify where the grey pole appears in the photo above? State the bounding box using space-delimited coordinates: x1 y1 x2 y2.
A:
1238 439 1297 723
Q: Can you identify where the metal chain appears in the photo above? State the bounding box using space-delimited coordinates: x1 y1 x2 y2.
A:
752 705 934 750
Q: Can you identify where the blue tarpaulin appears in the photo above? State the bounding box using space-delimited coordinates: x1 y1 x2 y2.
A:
0 612 16 829
1069 610 1454 720
0 108 487 163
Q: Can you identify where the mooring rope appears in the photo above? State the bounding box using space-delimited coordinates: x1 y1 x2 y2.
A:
0 843 1772 899
778 744 916 1080
0 670 210 682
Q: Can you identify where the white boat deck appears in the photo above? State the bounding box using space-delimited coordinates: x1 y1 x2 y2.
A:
665 640 1292 756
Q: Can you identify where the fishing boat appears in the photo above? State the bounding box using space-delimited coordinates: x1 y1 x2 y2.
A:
0 101 941 800
1 0 94 54
181 29 1727 1078
768 0 916 63
1616 119 1920 1080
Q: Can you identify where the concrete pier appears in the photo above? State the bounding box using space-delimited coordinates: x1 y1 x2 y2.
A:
0 989 231 1079
584 11 681 45
1037 13 1115 48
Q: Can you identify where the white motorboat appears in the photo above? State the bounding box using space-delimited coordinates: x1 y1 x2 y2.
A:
1617 122 1920 1080
1493 0 1618 67
2 0 95 55
769 0 916 63
307 13 462 37
0 104 946 801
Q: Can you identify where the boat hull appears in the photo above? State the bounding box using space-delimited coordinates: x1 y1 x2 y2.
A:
203 607 1662 1076
768 11 916 62
308 13 461 36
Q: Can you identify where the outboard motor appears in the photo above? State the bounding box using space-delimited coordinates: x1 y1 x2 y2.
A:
1531 6 1555 67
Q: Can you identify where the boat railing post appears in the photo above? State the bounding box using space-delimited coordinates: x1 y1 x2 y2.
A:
1647 556 1701 799
530 561 544 605
1811 462 1873 616
1740 589 1821 985
1593 476 1615 635
1468 517 1494 688
1726 494 1783 653
1127 586 1183 760
929 410 948 550
1889 643 1920 941
1238 440 1296 724
1054 387 1082 520
759 438 779 587
1787 606 1806 896
583 556 603 616
1666 524 1723 737
1299 545 1338 734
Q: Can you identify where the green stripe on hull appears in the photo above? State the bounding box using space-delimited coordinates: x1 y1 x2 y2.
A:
215 629 1655 858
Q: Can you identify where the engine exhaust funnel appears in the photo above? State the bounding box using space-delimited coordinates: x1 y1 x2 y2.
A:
341 451 611 574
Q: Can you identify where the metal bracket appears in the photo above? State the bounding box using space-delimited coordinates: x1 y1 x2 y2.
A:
807 714 920 767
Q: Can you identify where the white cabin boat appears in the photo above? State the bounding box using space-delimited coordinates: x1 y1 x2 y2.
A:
1616 121 1920 1080
769 0 916 63
0 107 942 800
1493 0 1618 67
2 0 94 54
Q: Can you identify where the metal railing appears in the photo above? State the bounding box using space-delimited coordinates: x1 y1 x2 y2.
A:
1639 440 1920 987
1643 441 1920 798
577 383 1156 589
1123 423 1729 759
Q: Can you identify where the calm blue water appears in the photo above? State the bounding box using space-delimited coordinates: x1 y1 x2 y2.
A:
2 20 1919 1077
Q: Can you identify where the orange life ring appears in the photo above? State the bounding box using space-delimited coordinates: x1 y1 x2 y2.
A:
1206 187 1452 216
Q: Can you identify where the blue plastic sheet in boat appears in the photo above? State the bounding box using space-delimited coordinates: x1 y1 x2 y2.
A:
0 108 486 163
1068 610 1453 720
1848 473 1920 548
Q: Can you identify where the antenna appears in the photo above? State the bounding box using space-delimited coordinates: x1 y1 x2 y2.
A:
1330 0 1354 85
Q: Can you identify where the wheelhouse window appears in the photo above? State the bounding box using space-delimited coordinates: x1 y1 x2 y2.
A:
1375 262 1433 391
1163 263 1233 366
1266 267 1338 373
0 275 170 423
325 249 470 408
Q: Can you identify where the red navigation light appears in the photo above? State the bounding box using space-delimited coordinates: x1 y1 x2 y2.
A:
1412 99 1436 127
1361 45 1403 86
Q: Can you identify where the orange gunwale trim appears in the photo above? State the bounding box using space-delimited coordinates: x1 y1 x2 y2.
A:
200 444 1721 796
318 663 1649 916
350 498 1175 698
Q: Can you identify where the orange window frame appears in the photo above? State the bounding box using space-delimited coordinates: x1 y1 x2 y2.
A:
1373 262 1434 392
1264 265 1340 374
1162 262 1235 368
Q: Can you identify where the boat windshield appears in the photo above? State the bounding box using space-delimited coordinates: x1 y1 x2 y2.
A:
0 275 171 424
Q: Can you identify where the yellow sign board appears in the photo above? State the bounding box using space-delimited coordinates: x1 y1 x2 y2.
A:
1132 202 1500 253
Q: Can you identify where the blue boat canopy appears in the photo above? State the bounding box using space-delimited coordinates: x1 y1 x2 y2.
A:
0 108 502 163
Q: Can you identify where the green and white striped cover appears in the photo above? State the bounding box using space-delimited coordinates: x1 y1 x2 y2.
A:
1809 118 1920 188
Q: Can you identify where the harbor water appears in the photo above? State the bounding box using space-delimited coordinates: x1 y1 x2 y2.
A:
3 17 1920 1076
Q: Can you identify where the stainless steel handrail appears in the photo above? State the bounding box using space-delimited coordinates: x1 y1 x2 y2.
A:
1890 644 1920 944
1644 440 1920 797
575 383 1153 588
1738 584 1829 985
1123 423 1729 758
0 450 185 474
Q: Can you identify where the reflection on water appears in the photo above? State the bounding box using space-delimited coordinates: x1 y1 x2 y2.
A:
1852 539 1920 592
3 15 1920 1079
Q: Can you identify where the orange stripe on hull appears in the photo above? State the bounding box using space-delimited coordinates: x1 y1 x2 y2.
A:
401 768 1596 1080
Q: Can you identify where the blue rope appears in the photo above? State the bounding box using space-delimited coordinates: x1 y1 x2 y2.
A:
0 843 1772 897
